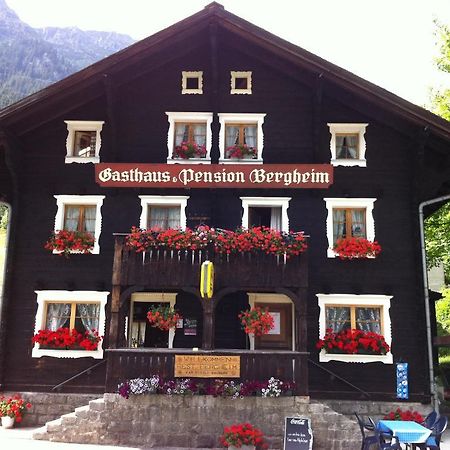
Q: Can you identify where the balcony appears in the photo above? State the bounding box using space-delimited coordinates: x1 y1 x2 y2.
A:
114 237 308 290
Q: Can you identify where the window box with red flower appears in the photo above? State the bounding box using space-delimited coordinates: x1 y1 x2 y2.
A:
173 141 207 160
333 237 381 259
225 144 257 160
44 229 95 257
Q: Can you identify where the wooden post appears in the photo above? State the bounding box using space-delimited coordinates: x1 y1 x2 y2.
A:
296 287 309 396
201 298 215 350
109 236 124 349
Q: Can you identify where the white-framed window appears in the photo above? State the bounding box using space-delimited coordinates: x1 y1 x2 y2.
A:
139 195 189 230
230 71 252 95
240 197 290 232
181 71 203 95
247 293 295 351
32 290 109 359
166 112 212 164
317 293 393 364
328 123 368 167
219 113 265 164
64 121 104 164
53 195 105 254
128 292 177 349
324 198 376 258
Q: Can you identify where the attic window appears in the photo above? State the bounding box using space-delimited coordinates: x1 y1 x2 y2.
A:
328 123 368 167
231 71 252 94
64 121 104 164
182 71 203 95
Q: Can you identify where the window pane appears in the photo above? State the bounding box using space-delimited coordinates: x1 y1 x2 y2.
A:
148 206 180 230
174 123 189 146
192 124 206 146
45 303 71 330
356 307 381 333
225 125 240 147
326 307 351 332
332 209 346 242
64 206 80 231
83 206 96 234
74 131 96 157
243 125 257 148
76 303 100 334
336 134 358 159
351 210 366 238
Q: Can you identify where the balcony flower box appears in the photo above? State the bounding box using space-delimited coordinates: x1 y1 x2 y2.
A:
316 328 390 355
333 237 381 259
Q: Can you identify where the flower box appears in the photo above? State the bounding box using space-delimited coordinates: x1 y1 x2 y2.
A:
44 230 95 256
220 423 266 448
225 144 257 159
333 237 381 259
173 141 207 159
32 327 102 351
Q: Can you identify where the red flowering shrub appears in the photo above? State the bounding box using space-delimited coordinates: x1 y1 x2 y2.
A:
220 423 267 448
383 408 424 423
225 144 257 159
173 141 207 159
238 307 275 336
0 394 32 422
316 328 390 355
147 305 181 331
45 230 95 256
333 237 381 259
32 327 102 350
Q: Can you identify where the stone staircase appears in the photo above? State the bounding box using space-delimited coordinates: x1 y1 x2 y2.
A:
33 394 361 449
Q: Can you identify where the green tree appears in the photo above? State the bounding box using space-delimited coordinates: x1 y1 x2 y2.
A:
429 20 450 120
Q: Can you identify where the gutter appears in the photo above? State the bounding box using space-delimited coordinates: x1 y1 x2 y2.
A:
419 194 450 411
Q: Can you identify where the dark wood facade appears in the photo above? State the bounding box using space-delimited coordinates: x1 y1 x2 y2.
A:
0 3 449 401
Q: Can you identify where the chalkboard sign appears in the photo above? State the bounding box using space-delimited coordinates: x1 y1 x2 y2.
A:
284 417 313 450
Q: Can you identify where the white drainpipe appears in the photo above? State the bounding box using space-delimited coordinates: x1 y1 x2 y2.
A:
419 194 450 411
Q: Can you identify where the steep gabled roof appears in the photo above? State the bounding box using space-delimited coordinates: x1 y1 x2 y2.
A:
0 2 449 140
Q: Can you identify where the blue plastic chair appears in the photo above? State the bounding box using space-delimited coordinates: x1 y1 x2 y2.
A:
413 415 448 450
355 412 377 450
422 411 440 430
375 428 402 450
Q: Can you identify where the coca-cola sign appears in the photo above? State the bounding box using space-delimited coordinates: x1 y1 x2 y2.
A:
95 163 333 189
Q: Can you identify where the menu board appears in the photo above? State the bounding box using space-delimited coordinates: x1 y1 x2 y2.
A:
284 417 313 450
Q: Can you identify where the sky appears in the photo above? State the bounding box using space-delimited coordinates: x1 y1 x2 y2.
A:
6 0 450 108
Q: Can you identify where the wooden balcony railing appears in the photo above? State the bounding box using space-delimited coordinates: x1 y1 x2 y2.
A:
105 348 309 396
115 237 308 290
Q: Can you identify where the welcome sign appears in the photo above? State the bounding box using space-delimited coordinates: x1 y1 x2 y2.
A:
95 163 333 189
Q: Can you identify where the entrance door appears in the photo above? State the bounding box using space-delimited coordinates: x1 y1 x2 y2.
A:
255 302 293 350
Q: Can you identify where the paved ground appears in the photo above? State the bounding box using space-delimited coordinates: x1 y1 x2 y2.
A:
1 425 450 449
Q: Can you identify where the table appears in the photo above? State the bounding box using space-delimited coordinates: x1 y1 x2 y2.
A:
378 420 432 445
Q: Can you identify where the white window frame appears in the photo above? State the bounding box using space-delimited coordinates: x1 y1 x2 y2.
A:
328 123 368 167
219 113 266 164
32 290 109 359
324 198 376 258
53 195 105 255
139 195 189 230
181 71 203 95
317 293 393 364
64 120 104 164
240 197 291 233
165 112 212 164
247 293 295 351
129 292 177 349
230 71 252 95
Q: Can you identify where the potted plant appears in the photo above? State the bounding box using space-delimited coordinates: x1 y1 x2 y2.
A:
383 408 424 423
316 328 390 355
238 306 274 336
219 422 266 449
147 305 182 331
44 229 95 256
0 394 32 428
225 144 257 159
173 141 207 159
333 237 381 259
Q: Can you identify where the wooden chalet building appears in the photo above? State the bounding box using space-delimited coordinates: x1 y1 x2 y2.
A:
0 2 449 404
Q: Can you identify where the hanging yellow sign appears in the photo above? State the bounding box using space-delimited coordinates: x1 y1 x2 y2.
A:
200 261 214 299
